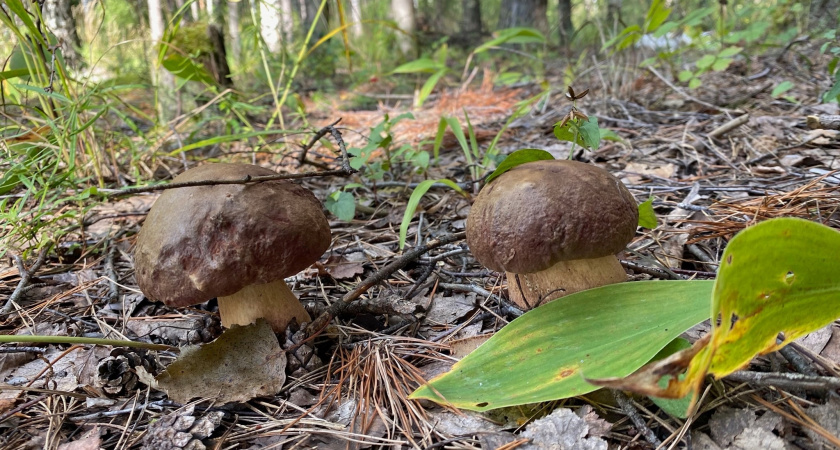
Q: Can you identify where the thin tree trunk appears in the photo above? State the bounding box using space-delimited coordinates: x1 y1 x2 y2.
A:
148 0 178 123
391 0 415 56
460 0 482 44
350 0 363 37
280 0 293 42
259 0 283 53
557 0 573 46
498 0 546 32
42 0 81 69
228 0 241 63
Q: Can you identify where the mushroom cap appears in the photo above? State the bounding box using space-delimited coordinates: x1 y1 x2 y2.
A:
466 159 638 274
134 163 331 307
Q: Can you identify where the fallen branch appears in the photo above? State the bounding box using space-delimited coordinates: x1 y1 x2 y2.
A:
806 114 840 130
1 245 51 315
103 120 356 198
305 232 467 336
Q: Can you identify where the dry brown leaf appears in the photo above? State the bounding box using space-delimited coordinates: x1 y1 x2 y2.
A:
152 320 286 404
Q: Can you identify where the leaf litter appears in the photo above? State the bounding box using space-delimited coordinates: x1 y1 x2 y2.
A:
3 46 840 449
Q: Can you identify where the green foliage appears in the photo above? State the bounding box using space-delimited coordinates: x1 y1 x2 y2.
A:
412 218 840 413
637 197 658 229
820 30 840 103
484 149 554 184
409 280 714 411
398 179 466 248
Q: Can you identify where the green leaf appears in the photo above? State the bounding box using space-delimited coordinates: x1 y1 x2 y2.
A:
485 149 555 185
392 58 443 74
771 81 794 98
695 54 716 70
718 46 743 58
678 70 694 82
638 197 657 229
707 218 840 376
473 27 546 54
711 57 732 72
162 53 216 85
417 69 447 107
410 280 714 411
445 117 472 164
399 179 465 249
325 191 356 221
433 117 448 160
554 121 587 148
652 21 679 38
824 77 840 103
578 116 601 150
0 68 31 80
688 78 702 89
600 128 624 143
644 0 672 33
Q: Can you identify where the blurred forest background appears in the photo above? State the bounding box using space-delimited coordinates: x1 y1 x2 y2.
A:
2 0 839 249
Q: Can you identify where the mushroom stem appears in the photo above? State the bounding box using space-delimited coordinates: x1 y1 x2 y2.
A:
506 255 628 310
217 279 311 333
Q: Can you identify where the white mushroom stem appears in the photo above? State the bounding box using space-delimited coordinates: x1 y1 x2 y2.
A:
217 279 311 333
506 255 628 310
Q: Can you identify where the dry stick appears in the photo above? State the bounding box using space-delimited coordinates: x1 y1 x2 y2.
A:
726 371 840 392
0 245 51 315
645 66 742 114
297 118 342 164
103 120 357 198
613 390 661 447
305 232 467 336
708 113 750 139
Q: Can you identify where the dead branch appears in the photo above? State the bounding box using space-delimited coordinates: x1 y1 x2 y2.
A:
806 114 840 130
103 120 356 198
305 232 467 336
1 245 51 315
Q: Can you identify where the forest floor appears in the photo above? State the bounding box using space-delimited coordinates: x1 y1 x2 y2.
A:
2 44 840 450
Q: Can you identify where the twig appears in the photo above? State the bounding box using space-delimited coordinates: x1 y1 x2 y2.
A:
708 114 749 139
70 400 174 422
297 118 341 164
614 390 662 447
646 66 740 114
103 120 357 198
1 245 51 315
619 260 684 280
438 282 523 317
305 232 467 336
726 370 840 391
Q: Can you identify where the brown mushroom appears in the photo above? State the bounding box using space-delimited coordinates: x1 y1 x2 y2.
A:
134 163 331 332
466 159 638 310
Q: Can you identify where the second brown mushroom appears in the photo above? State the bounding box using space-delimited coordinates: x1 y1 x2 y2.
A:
466 159 638 310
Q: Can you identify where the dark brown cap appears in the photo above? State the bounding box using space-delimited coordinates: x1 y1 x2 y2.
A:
466 160 638 274
134 163 331 307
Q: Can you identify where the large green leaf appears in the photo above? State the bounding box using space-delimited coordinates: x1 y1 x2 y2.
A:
410 280 713 411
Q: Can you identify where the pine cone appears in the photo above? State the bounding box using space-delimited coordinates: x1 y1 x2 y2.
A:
142 405 224 450
96 348 162 395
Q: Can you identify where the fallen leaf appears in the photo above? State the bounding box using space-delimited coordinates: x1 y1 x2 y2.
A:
519 408 608 450
804 398 840 448
152 320 286 404
57 427 102 450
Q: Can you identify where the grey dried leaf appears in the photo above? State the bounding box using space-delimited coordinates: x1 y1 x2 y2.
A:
805 398 840 448
519 408 607 450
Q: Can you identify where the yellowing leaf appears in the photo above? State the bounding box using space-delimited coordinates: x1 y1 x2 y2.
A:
591 218 840 406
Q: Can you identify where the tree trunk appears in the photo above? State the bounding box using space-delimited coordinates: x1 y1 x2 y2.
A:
207 24 233 87
460 0 482 44
148 0 178 123
276 0 291 42
259 0 283 53
391 0 416 56
228 0 241 63
557 0 573 46
498 0 547 32
207 0 224 24
301 0 326 42
42 0 81 69
350 0 363 37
